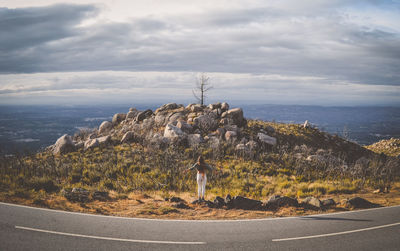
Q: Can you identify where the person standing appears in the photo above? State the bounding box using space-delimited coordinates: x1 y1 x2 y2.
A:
185 156 214 201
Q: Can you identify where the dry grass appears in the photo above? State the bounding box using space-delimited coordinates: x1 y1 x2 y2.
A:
1 183 400 220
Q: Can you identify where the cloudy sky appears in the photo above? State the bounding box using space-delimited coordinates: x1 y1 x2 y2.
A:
0 0 399 106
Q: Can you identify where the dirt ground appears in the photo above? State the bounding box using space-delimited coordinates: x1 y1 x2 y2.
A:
1 186 400 220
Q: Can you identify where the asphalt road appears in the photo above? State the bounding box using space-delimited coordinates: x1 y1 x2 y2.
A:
1 202 399 251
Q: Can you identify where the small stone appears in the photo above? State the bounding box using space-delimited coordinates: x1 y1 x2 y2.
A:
257 133 277 146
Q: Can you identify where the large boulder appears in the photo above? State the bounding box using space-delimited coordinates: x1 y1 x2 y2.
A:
99 121 112 134
187 134 203 147
141 117 155 131
97 135 111 146
227 196 263 210
149 133 170 149
84 138 99 150
213 196 226 208
135 109 153 122
52 134 75 154
225 108 245 126
214 127 226 138
266 195 298 209
126 110 138 120
121 131 135 144
112 113 126 125
235 143 249 152
155 113 168 126
344 197 378 209
190 104 204 113
302 197 322 209
208 103 221 110
221 102 229 111
194 114 218 132
155 103 178 114
177 120 193 133
207 136 220 148
164 124 185 138
257 133 277 146
321 199 336 208
246 140 258 150
225 131 237 142
74 141 84 150
168 112 185 125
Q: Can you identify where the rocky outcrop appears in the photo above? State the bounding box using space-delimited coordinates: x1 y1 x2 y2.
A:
366 138 400 157
52 134 75 154
99 121 112 134
48 101 256 153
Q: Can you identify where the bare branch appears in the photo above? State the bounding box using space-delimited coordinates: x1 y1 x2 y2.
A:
192 73 213 105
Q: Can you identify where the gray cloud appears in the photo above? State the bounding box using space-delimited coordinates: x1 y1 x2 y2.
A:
0 1 399 90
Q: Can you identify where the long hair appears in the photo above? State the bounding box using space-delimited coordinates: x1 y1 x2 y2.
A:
197 155 205 165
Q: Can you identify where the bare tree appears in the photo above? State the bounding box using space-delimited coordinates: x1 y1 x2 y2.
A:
192 73 212 105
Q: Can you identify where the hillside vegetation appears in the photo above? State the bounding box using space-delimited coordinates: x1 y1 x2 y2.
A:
1 102 399 217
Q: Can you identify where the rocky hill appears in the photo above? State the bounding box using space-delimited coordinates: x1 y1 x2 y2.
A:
48 101 376 166
366 138 400 157
1 102 399 219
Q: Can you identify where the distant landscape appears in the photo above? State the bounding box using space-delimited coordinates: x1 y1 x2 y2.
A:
1 104 399 155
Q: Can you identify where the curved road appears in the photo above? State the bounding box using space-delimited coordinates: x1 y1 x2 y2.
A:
1 202 399 250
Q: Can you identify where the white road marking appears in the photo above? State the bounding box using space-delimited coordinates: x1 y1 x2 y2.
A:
272 222 400 242
1 202 399 222
15 226 206 245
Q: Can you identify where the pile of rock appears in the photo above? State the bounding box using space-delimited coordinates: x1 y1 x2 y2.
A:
48 102 278 155
190 194 339 211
